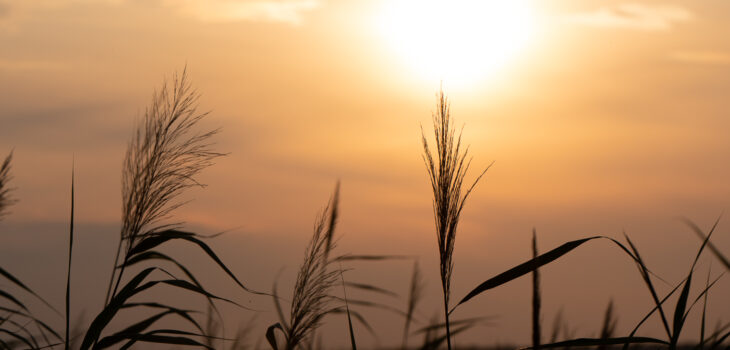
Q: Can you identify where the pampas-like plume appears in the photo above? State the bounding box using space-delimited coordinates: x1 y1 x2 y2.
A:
287 184 340 349
268 184 341 350
0 151 16 219
106 67 223 304
422 90 489 349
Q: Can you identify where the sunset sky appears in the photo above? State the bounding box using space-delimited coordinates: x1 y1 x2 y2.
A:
1 0 730 348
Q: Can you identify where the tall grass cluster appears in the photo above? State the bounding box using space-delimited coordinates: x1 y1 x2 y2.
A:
1 69 729 350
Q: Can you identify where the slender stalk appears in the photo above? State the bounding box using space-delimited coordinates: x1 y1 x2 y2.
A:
65 162 74 350
422 90 488 350
442 291 452 350
532 228 541 350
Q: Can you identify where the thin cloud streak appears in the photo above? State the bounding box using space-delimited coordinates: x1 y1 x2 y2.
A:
565 3 692 31
0 0 319 25
166 0 321 24
670 51 730 65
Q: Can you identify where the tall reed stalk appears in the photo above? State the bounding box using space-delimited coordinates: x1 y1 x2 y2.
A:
422 90 489 349
104 68 223 306
532 229 541 350
268 185 341 350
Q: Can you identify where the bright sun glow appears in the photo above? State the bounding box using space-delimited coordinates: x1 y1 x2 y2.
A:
378 0 536 86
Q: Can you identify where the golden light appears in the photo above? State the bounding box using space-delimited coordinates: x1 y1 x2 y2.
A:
377 0 536 86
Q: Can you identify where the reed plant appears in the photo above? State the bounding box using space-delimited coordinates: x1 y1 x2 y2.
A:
421 90 490 350
0 152 63 349
267 185 342 350
72 69 258 349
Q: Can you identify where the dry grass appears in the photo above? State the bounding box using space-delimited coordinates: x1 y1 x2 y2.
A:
0 152 15 219
422 89 490 350
268 184 341 350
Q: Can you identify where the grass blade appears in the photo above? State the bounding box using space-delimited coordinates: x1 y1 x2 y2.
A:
65 162 74 350
266 323 285 350
452 236 612 312
532 228 541 350
339 269 357 350
522 336 668 349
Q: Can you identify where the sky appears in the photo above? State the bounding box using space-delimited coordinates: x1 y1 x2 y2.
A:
1 0 730 348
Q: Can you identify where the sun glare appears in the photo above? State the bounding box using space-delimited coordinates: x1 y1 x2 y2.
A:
377 0 536 87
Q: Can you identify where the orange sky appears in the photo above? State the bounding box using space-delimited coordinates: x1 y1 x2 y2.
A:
1 0 730 348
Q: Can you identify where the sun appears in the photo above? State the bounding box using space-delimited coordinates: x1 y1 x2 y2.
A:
377 0 536 86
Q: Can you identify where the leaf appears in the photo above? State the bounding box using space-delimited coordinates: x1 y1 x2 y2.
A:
339 269 357 350
623 232 672 338
684 218 730 270
344 281 398 298
520 336 668 349
66 164 75 350
333 254 411 262
129 229 265 295
413 317 494 335
0 267 59 315
80 267 155 349
266 323 285 350
118 331 214 350
452 236 628 313
671 217 719 346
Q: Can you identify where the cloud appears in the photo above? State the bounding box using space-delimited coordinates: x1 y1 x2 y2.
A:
565 3 693 31
0 0 319 26
0 59 65 72
167 0 320 24
670 51 730 65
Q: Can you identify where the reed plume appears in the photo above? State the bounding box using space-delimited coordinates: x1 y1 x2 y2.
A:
105 67 223 304
422 89 489 349
0 151 15 219
268 184 341 350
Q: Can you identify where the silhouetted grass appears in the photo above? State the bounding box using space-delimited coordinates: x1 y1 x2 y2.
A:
267 185 341 350
0 152 15 218
532 229 541 350
2 76 730 350
0 151 63 349
403 261 424 350
422 90 490 350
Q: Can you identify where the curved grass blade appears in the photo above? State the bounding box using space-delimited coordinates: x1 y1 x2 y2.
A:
451 236 637 313
684 219 730 270
0 328 35 349
622 277 685 350
129 230 266 295
0 290 28 312
266 323 285 350
1 317 41 348
339 270 357 350
623 232 672 338
413 316 494 335
118 331 214 350
333 254 411 262
80 267 156 349
120 302 203 333
329 308 377 339
0 307 62 344
521 336 668 349
671 217 720 346
344 282 398 298
419 324 472 350
0 267 60 316
96 311 173 348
